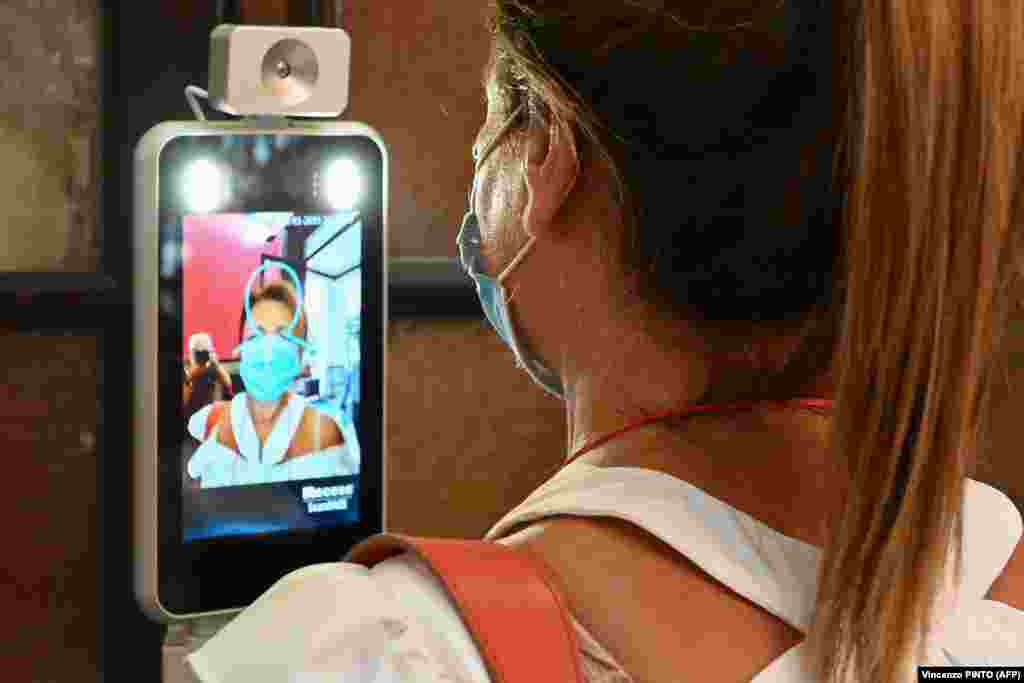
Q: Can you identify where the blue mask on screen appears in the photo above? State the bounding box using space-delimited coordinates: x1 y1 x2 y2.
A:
239 333 302 403
236 262 315 403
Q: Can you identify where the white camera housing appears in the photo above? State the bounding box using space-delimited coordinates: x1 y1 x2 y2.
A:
208 24 351 118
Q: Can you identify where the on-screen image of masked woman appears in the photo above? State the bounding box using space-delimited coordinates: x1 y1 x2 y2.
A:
186 263 358 489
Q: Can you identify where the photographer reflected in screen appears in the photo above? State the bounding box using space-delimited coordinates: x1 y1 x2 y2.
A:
183 332 234 418
186 267 358 489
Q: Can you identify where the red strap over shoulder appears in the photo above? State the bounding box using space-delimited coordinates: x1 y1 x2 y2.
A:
204 402 226 441
345 533 585 683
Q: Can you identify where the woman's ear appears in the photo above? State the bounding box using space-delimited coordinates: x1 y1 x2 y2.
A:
522 121 580 239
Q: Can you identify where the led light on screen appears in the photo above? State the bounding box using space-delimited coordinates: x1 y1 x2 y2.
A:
183 159 229 213
324 159 362 210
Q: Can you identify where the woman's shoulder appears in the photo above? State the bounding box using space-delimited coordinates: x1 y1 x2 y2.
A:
306 405 343 433
187 556 490 683
288 406 345 454
186 401 230 440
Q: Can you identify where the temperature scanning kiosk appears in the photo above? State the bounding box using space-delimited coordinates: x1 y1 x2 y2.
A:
132 24 387 681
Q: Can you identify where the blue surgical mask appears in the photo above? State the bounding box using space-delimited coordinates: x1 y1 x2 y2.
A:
236 262 316 403
457 106 565 399
240 333 303 403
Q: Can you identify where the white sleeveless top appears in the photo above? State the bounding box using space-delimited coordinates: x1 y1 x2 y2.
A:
187 463 1023 682
484 463 1024 679
185 392 359 488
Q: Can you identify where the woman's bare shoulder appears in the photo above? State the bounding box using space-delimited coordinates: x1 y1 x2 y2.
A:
279 408 344 459
316 411 344 446
501 516 803 683
986 496 1024 610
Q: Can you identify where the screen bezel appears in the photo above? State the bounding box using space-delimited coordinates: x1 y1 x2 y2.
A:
152 127 385 617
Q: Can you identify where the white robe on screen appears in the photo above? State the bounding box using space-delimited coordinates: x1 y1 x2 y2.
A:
186 392 358 488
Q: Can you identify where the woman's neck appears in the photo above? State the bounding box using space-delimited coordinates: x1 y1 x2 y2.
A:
570 399 843 547
562 336 842 546
248 394 288 428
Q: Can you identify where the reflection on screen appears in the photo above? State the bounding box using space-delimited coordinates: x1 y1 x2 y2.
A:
180 211 362 541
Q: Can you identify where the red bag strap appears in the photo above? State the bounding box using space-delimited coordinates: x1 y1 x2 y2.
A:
204 402 226 441
345 533 585 683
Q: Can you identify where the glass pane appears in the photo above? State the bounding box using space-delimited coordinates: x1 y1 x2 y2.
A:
0 0 99 272
344 1 490 260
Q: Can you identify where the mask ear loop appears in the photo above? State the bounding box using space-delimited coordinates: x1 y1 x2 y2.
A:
471 104 531 298
496 234 537 304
